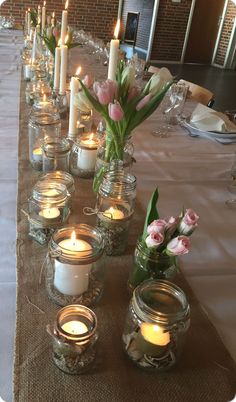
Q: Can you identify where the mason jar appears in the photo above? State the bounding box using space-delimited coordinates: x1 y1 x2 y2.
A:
28 99 61 171
96 167 136 256
28 181 70 245
70 133 99 178
46 224 104 307
42 137 71 173
47 304 98 374
122 280 190 371
39 171 75 197
128 239 177 290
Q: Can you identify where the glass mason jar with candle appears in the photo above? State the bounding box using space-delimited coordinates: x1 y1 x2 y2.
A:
122 280 190 371
47 304 98 374
46 224 104 307
42 137 71 173
70 132 99 178
28 181 70 245
28 99 61 171
96 167 136 256
39 171 75 198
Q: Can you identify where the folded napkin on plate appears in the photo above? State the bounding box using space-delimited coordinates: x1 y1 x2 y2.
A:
190 104 236 133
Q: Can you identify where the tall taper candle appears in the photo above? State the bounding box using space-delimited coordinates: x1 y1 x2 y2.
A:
59 45 68 94
31 30 37 63
41 1 46 34
61 0 68 45
27 8 31 36
108 19 120 81
68 70 80 137
54 46 61 91
37 5 41 25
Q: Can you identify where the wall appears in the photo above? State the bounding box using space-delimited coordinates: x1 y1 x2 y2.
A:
121 0 154 50
215 0 236 66
151 0 192 61
0 0 119 42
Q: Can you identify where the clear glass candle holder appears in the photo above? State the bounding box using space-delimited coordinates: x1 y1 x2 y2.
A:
46 224 105 306
47 304 98 374
122 280 190 371
28 182 70 245
55 92 69 119
25 81 37 105
42 138 71 173
95 167 136 256
39 171 75 197
28 99 61 171
77 109 93 133
70 133 99 178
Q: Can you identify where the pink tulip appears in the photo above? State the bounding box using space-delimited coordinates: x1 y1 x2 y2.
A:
93 79 117 105
166 236 190 256
136 94 151 111
147 219 167 235
146 232 164 248
128 86 140 101
83 74 94 89
52 27 60 39
179 209 199 235
108 102 124 121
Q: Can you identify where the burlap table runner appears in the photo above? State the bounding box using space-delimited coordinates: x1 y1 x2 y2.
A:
13 78 236 402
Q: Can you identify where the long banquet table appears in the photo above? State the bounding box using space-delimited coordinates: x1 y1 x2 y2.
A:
1 30 236 402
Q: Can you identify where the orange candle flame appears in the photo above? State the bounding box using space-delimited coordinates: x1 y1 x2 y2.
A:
71 230 76 244
65 0 69 10
75 66 81 76
114 19 120 39
43 1 46 6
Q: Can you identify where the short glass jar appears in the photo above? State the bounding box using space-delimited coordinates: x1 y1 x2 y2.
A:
128 239 177 290
28 99 61 171
122 280 190 371
45 224 104 306
95 167 136 255
28 182 70 245
70 133 99 178
47 304 98 374
42 137 71 173
39 171 75 197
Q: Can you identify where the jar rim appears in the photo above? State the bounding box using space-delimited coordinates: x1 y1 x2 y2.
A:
32 181 69 205
42 138 71 156
100 169 136 197
133 279 190 324
39 171 75 192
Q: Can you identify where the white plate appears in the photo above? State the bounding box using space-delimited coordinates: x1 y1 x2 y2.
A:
183 117 236 141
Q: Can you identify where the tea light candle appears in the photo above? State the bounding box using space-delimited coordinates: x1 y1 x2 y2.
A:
54 231 92 296
61 0 68 45
77 133 98 171
59 45 68 95
41 1 46 34
32 147 42 162
39 207 60 220
103 206 124 220
54 46 61 91
61 320 88 335
137 323 170 357
108 19 120 81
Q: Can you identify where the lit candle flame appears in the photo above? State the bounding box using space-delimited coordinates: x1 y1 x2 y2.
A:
65 34 69 44
52 11 55 18
114 19 120 39
71 230 76 245
58 38 61 46
75 66 81 76
65 0 69 10
28 7 30 11
43 1 46 6
43 94 47 102
89 133 94 141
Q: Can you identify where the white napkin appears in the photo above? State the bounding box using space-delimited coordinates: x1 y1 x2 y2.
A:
190 104 236 133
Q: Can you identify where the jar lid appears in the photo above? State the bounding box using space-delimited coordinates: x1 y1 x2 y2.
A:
39 171 75 193
32 181 69 205
133 280 190 325
50 224 104 264
42 138 71 157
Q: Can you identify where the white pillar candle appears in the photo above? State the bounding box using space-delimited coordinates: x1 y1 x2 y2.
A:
25 10 28 27
77 134 99 171
27 8 31 36
62 321 88 335
41 1 46 34
54 233 92 296
68 70 80 136
54 46 61 91
59 45 68 94
108 19 120 81
61 0 68 45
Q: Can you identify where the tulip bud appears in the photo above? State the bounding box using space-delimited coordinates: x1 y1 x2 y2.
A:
136 94 151 111
108 102 124 121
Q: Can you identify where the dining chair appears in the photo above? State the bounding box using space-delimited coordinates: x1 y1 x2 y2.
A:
178 79 214 108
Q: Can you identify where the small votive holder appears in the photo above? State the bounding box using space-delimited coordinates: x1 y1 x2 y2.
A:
47 304 98 374
55 92 69 119
122 280 190 371
42 138 71 173
70 133 99 178
27 182 70 245
45 224 104 307
96 167 136 255
39 171 75 197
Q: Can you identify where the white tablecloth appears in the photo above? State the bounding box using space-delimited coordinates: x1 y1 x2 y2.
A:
0 31 236 402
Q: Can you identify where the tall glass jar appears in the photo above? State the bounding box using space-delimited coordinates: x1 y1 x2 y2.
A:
96 167 136 255
128 239 177 290
122 280 190 371
42 137 71 172
46 224 104 307
28 99 61 171
47 304 98 374
28 182 70 245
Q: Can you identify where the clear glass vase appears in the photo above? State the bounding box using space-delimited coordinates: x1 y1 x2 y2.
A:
128 239 177 290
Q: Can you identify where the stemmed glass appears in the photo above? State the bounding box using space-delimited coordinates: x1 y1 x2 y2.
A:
226 152 236 208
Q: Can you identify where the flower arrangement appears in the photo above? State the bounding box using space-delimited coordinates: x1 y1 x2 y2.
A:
76 62 174 192
128 188 199 288
42 26 80 56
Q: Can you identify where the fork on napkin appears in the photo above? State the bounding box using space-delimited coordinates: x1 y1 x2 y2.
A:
190 104 236 133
